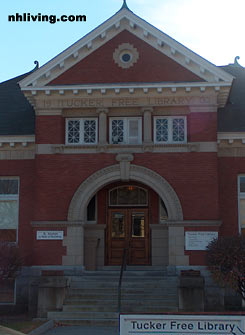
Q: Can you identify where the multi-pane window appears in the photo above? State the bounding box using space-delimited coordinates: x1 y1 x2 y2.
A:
66 118 98 145
0 178 19 242
109 186 148 206
110 117 142 145
154 116 186 144
238 176 245 234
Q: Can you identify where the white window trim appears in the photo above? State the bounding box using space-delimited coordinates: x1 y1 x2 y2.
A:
66 118 98 145
238 175 245 234
154 116 187 144
109 117 142 145
0 177 19 243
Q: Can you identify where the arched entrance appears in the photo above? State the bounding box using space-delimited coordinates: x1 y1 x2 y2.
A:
67 164 184 268
68 164 183 221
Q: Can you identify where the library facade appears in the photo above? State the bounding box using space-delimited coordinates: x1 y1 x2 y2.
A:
0 2 245 310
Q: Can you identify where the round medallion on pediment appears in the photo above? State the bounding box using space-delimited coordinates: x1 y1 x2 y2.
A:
113 43 139 69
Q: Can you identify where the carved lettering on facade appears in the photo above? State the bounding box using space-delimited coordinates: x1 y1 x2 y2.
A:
36 96 215 109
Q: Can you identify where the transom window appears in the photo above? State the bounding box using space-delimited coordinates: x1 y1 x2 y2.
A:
0 178 19 242
154 116 187 144
109 186 148 206
66 118 98 145
110 117 142 145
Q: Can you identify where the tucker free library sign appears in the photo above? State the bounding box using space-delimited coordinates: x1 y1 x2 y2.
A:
36 95 215 109
120 315 245 335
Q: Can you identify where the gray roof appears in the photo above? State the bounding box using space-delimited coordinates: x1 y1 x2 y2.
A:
218 62 245 132
0 63 244 136
0 72 35 135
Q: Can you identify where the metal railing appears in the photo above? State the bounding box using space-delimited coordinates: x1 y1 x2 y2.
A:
118 248 127 313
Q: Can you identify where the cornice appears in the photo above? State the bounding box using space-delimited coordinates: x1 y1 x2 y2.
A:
19 9 233 88
0 135 35 147
23 85 229 109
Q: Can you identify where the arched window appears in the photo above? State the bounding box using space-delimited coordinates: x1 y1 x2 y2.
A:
109 186 148 206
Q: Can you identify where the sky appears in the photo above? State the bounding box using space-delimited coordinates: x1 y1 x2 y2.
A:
0 0 245 83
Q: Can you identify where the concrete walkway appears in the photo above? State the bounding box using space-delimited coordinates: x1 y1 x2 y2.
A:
43 325 119 335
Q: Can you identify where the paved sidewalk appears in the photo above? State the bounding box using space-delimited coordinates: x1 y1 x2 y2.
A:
43 325 119 335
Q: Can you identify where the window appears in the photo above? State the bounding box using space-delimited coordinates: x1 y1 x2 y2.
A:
0 178 19 242
154 116 187 144
66 118 98 145
110 117 142 145
238 176 245 234
109 186 148 206
160 198 168 221
87 195 96 221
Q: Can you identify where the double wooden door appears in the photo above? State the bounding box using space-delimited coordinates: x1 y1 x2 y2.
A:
107 208 150 265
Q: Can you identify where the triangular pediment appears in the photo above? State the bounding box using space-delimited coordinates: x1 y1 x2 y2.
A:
48 30 204 86
19 6 233 89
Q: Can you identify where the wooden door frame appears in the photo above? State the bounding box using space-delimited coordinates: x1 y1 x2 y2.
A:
106 207 150 265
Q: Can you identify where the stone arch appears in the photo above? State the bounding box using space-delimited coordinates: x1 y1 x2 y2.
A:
68 164 183 221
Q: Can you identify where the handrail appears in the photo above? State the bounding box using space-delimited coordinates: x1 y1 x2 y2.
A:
118 247 127 313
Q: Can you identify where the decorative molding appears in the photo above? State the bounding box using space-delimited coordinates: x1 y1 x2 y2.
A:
31 93 219 110
18 6 233 89
113 43 139 69
218 147 245 157
0 135 35 144
0 150 35 160
31 221 83 227
116 153 134 181
218 132 245 141
159 220 222 227
115 153 134 162
68 164 183 221
36 142 217 155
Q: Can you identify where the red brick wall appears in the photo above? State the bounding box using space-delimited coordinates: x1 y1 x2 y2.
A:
32 227 67 265
187 112 217 142
35 111 216 144
33 153 219 221
134 152 219 220
33 154 116 220
0 151 221 266
49 30 203 85
36 116 65 144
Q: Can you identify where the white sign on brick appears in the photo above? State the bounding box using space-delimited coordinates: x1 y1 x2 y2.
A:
185 231 218 250
120 314 245 335
36 231 64 240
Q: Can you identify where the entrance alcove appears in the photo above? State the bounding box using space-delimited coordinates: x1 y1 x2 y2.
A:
65 164 186 269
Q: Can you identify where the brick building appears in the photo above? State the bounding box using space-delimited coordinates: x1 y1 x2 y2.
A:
0 2 245 311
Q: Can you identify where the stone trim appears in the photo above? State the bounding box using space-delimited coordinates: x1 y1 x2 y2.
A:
0 150 35 160
68 164 183 221
83 224 106 230
31 221 83 227
218 147 245 157
113 43 139 69
161 220 222 227
36 142 217 155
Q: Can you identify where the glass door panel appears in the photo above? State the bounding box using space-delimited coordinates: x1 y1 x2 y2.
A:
111 212 125 238
131 212 145 237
